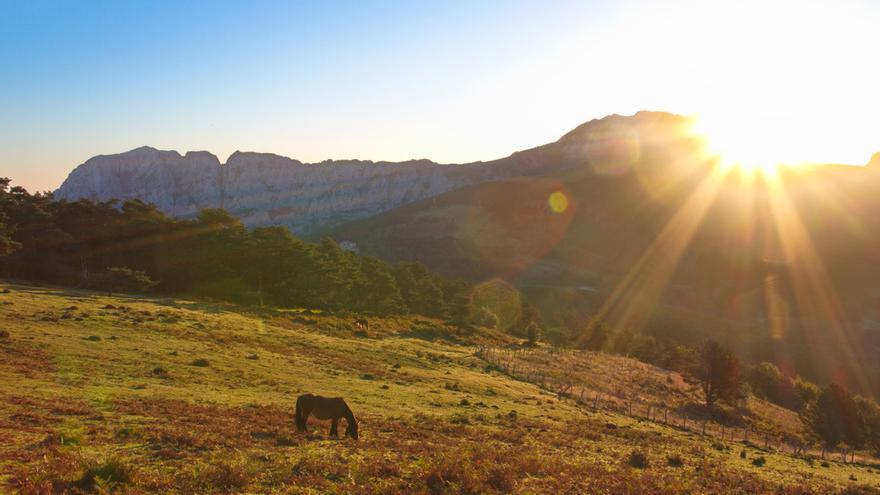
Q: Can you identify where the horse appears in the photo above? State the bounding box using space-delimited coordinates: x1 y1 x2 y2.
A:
295 394 359 440
354 318 369 332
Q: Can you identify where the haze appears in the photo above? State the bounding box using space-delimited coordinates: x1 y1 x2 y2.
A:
1 0 878 192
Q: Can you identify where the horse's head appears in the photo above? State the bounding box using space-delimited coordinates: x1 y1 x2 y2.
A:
346 420 359 440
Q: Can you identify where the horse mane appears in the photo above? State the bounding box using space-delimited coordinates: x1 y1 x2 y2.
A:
341 399 357 424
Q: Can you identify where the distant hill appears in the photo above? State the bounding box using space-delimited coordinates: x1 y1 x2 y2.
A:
328 115 880 397
55 113 671 235
53 111 880 396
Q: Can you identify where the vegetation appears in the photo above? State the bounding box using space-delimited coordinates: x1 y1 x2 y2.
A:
697 340 742 408
0 180 478 319
2 178 880 492
2 283 878 493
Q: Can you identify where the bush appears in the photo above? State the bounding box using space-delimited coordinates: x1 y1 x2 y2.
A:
76 457 133 491
0 329 9 338
91 267 157 296
473 307 500 329
628 450 649 469
667 455 684 467
190 358 210 367
751 456 767 467
182 459 249 493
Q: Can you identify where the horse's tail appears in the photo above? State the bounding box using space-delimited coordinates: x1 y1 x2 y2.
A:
295 396 306 432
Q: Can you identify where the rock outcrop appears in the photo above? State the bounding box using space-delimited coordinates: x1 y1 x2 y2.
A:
55 111 691 234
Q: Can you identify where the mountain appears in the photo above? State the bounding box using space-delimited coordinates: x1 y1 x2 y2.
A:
54 111 880 396
327 116 880 397
53 118 623 235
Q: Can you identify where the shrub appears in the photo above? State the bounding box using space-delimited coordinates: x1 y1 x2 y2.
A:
85 335 101 342
91 266 157 296
152 367 169 378
0 329 9 338
182 459 249 493
751 456 767 467
190 359 210 367
473 307 500 329
628 450 649 469
667 455 684 467
76 457 133 491
246 354 259 360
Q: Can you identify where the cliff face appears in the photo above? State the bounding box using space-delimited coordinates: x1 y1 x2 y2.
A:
55 147 494 234
54 111 690 235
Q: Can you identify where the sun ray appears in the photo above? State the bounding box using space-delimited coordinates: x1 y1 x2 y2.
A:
589 162 734 335
762 168 871 391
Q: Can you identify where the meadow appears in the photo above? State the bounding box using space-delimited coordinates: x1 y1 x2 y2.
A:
2 281 879 494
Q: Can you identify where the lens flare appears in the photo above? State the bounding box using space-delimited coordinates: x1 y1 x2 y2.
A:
548 191 569 214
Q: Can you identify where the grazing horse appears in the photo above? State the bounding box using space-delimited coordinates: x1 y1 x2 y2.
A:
295 394 359 440
354 318 369 332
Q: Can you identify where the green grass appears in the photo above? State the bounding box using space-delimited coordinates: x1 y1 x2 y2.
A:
1 281 878 493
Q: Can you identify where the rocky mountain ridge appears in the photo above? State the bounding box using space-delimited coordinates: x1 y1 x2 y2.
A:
54 112 686 235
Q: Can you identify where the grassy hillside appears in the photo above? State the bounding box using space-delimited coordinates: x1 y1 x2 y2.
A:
328 152 880 398
2 282 879 493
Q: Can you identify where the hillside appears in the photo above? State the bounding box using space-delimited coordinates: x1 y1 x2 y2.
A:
2 282 878 493
328 118 880 398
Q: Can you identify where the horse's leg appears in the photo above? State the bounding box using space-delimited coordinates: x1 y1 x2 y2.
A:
330 418 339 437
301 402 314 433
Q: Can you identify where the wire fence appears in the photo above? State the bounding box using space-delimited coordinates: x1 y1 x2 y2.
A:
475 346 868 463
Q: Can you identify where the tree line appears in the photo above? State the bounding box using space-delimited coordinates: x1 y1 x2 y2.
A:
574 316 880 460
0 179 473 319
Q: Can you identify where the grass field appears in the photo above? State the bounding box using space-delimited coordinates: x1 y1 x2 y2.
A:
2 281 879 494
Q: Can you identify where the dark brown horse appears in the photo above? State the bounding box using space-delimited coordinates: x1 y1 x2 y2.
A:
295 394 359 440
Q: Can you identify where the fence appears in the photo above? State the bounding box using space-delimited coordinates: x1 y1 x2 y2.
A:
475 346 838 460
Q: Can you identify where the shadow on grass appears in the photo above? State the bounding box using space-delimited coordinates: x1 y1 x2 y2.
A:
400 325 464 344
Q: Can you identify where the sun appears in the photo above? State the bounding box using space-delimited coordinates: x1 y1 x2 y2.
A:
691 113 815 176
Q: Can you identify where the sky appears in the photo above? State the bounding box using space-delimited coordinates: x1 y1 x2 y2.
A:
1 0 878 192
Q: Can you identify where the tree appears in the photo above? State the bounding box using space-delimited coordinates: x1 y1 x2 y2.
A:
525 321 541 345
853 395 880 456
473 307 500 329
580 317 611 351
792 376 820 411
697 340 741 407
91 267 157 296
800 383 855 458
0 178 20 257
513 297 542 337
396 262 445 316
352 256 403 314
749 361 789 404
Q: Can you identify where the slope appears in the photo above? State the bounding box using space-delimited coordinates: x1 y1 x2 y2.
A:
1 282 878 493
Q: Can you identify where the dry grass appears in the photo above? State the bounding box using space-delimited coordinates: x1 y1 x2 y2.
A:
1 281 878 494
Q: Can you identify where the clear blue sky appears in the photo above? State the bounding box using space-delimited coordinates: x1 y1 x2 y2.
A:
2 0 878 191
